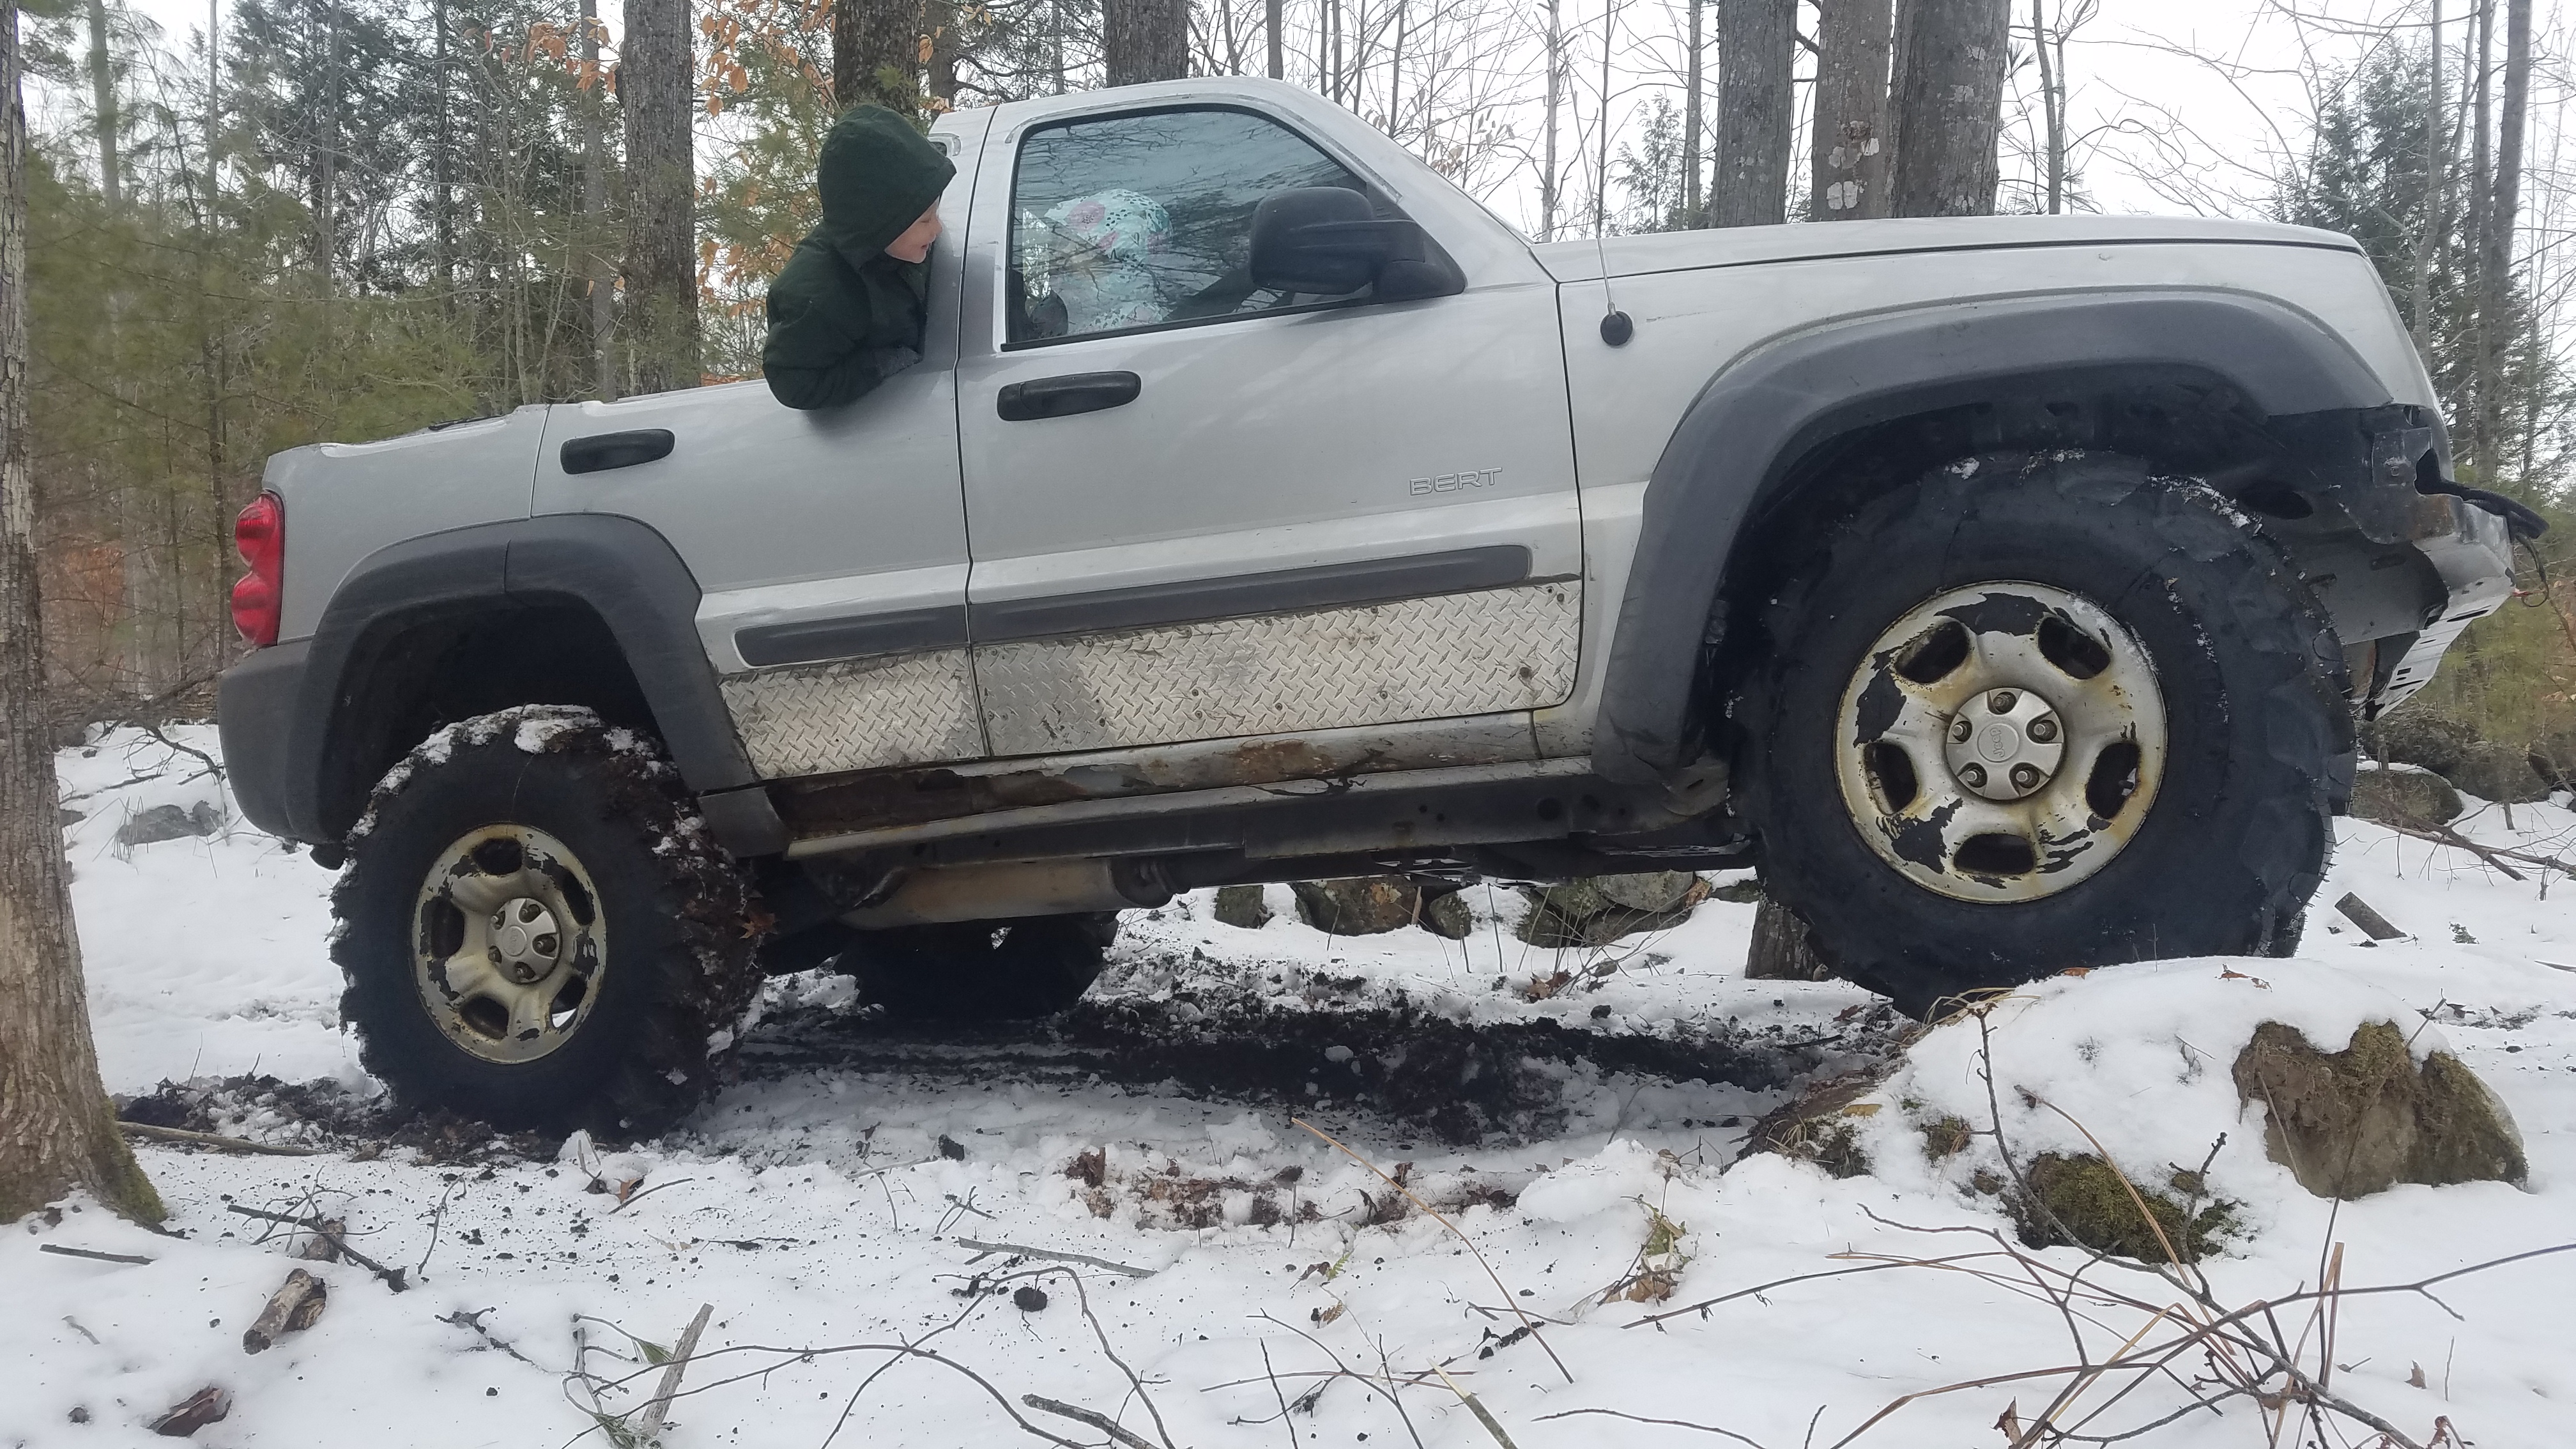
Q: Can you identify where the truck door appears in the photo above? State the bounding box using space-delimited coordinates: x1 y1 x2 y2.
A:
535 113 990 782
954 98 1579 758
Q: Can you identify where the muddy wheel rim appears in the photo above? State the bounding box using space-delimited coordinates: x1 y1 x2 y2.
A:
411 824 606 1064
1833 582 2168 903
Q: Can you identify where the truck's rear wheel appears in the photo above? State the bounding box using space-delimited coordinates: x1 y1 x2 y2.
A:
333 707 762 1138
1740 452 2349 1015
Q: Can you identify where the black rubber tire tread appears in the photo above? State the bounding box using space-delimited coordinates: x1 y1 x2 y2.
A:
1738 452 2350 1016
333 707 762 1139
848 913 1119 1021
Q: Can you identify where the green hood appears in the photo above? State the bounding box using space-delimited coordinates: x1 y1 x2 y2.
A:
818 106 956 270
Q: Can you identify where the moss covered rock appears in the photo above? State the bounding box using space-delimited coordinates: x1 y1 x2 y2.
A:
1212 884 1273 930
1517 873 1709 947
1288 877 1469 937
2347 765 2464 825
2231 1020 2527 1198
2009 1153 2239 1262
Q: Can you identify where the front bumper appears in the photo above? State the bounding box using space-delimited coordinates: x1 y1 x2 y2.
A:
2375 494 2517 712
217 640 316 842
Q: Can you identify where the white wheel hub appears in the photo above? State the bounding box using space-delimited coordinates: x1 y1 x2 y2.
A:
412 825 606 1063
1833 582 2168 903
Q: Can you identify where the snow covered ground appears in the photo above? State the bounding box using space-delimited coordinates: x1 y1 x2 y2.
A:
10 726 2575 1448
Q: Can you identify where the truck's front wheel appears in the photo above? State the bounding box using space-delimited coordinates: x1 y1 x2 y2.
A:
1740 452 2350 1015
333 707 763 1138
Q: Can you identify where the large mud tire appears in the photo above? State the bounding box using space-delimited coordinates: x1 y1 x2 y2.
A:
1740 453 2349 1015
333 707 762 1138
847 914 1118 1021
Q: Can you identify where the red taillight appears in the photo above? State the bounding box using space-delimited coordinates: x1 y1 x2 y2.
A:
231 492 284 647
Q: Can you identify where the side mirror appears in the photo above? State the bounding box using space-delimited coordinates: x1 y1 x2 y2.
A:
1248 187 1466 303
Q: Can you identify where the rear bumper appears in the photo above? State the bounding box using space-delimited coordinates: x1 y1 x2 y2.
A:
218 640 315 842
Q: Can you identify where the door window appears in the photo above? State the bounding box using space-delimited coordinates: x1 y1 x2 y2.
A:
1008 107 1372 343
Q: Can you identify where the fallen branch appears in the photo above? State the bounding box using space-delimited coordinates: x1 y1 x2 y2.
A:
1022 1394 1160 1449
226 1204 407 1291
632 1302 713 1444
952 1238 1155 1278
242 1268 328 1353
2384 819 2571 880
121 1121 322 1156
38 1243 153 1265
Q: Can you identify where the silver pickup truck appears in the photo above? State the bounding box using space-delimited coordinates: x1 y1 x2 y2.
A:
217 77 2525 1135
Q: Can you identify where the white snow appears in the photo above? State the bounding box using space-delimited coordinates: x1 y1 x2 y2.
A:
12 725 2575 1446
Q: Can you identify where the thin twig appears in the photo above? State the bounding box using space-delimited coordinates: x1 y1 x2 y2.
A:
952 1238 1156 1278
225 1204 406 1291
1023 1395 1160 1449
1533 1407 1770 1446
38 1243 153 1266
1292 1117 1572 1384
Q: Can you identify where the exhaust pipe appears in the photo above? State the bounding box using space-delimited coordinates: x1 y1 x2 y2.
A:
840 858 1174 928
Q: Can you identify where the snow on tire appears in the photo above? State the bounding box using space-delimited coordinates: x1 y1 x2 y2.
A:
1739 452 2350 1016
332 706 762 1139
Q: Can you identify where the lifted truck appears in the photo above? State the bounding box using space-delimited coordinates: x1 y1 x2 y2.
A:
218 78 2531 1135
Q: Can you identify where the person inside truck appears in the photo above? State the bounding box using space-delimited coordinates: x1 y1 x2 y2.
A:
761 105 956 411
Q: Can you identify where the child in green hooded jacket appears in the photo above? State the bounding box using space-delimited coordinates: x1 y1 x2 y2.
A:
761 106 956 411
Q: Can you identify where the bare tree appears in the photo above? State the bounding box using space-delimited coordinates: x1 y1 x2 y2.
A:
0 3 164 1227
1105 0 1190 82
1714 0 1793 225
86 0 121 211
1812 0 1892 218
1889 0 2007 215
580 0 615 402
2479 0 2531 471
1541 0 1562 238
621 0 699 394
1682 0 1705 224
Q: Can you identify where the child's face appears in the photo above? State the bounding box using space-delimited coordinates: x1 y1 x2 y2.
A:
885 204 942 264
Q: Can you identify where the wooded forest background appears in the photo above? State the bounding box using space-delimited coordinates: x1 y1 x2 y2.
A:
17 0 2575 752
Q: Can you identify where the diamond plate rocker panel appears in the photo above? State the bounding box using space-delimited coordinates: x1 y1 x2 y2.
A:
720 648 984 779
978 581 1581 757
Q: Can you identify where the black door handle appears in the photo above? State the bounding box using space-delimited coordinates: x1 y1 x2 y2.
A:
559 429 675 475
997 371 1142 422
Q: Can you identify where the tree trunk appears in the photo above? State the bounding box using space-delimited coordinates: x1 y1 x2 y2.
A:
1682 0 1705 224
2031 0 2062 212
1811 0 1892 219
1713 0 1793 226
2481 0 2529 476
85 0 119 211
834 0 921 112
621 0 699 395
1102 0 1188 86
2411 0 2443 356
1745 895 1834 981
1887 0 2006 215
580 0 616 402
2467 0 2492 467
0 6 163 1227
1540 0 1560 240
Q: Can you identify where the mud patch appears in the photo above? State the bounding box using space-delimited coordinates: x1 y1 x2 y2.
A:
751 953 1907 1145
118 1076 560 1165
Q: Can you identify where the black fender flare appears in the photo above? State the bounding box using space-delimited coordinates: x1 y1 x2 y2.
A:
277 514 778 850
1590 288 2397 785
